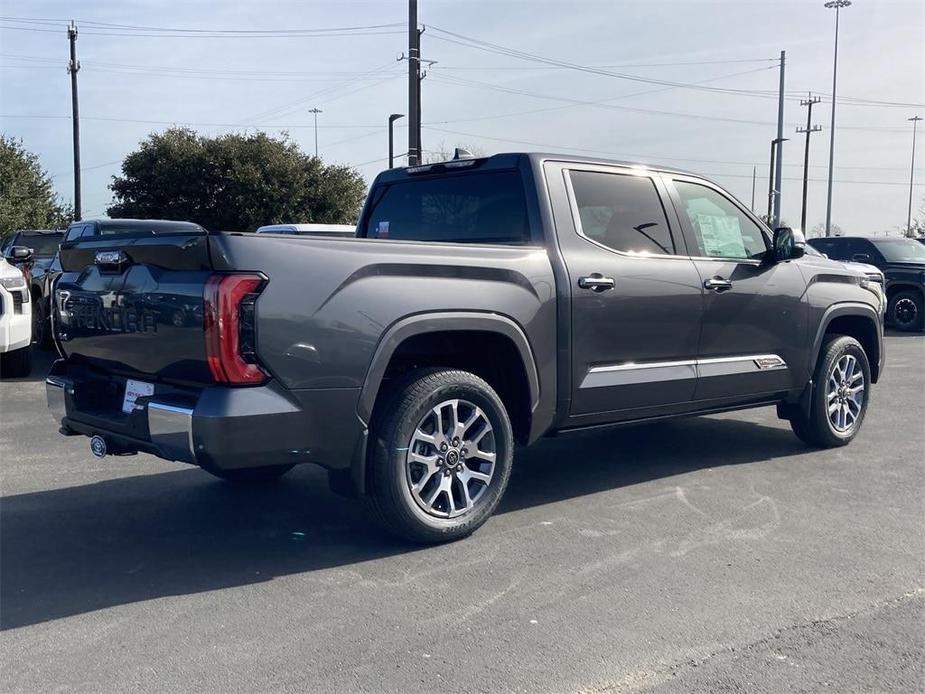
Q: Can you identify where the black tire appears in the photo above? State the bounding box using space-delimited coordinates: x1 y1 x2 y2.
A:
367 368 514 544
31 294 51 348
887 290 924 332
789 335 870 448
0 345 33 379
203 464 294 485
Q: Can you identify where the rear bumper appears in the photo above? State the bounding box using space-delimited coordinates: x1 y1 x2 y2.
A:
46 361 364 473
48 375 195 462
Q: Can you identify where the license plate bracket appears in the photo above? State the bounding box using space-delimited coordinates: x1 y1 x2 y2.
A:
122 379 155 414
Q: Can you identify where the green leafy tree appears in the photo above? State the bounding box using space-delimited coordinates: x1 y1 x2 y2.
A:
108 128 367 230
0 135 72 243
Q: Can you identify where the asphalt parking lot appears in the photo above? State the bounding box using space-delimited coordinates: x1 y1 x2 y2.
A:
1 335 923 693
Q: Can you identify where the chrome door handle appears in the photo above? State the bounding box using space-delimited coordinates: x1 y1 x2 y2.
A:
578 274 615 292
704 277 733 292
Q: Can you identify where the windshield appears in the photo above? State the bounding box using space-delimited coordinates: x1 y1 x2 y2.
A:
18 233 63 255
871 238 925 262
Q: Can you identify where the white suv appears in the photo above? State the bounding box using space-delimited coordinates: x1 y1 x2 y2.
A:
0 249 33 377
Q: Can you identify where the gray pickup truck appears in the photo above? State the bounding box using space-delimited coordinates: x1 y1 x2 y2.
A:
46 152 884 542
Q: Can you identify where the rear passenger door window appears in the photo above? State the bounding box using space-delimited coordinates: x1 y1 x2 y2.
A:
568 170 676 255
672 181 767 260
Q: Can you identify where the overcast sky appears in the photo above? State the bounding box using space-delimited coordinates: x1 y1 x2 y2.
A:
2 0 923 233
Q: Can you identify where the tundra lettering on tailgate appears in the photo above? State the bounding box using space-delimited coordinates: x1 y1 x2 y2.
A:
70 300 157 334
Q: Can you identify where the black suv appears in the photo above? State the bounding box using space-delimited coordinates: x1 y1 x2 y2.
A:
808 236 925 331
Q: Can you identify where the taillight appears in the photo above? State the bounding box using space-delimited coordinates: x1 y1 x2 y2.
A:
203 273 267 385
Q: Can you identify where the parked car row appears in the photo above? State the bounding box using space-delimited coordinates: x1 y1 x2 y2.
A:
0 246 34 377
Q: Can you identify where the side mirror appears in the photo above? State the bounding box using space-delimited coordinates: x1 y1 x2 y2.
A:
772 227 805 262
851 253 872 263
6 245 34 265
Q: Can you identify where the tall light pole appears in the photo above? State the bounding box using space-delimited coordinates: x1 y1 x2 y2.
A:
907 115 923 236
824 0 851 237
308 107 322 158
388 114 405 168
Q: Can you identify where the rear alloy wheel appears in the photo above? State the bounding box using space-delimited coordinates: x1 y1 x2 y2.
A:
789 335 870 448
888 290 923 332
406 398 497 519
368 368 514 544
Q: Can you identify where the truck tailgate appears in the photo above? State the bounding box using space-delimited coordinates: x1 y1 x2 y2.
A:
56 232 215 383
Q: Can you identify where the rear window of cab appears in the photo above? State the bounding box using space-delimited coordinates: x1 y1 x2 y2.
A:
361 170 530 245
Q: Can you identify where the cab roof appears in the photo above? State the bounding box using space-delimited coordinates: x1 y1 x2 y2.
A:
373 152 697 184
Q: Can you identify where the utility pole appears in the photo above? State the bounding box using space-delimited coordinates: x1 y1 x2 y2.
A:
308 107 322 158
796 93 822 233
388 113 405 168
407 0 422 166
767 138 787 224
824 0 851 236
751 166 757 212
772 50 786 230
907 115 922 236
67 21 81 220
767 140 776 223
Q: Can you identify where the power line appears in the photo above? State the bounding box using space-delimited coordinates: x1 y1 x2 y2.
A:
426 27 788 101
0 113 391 128
428 74 907 133
4 48 919 110
0 17 406 38
434 57 781 70
244 74 403 124
425 65 776 127
427 27 925 111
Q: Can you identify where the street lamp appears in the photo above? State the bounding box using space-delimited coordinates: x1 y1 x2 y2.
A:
823 0 851 237
907 116 923 236
389 113 405 168
308 107 322 158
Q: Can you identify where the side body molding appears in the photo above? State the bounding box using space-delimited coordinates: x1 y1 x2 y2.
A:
357 311 542 426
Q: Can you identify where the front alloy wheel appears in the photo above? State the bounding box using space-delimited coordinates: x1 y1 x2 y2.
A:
826 354 865 433
789 334 870 447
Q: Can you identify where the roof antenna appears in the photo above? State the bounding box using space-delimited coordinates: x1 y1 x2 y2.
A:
453 148 474 160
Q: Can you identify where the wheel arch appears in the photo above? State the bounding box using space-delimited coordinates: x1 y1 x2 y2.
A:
885 282 922 301
812 302 883 384
358 312 541 440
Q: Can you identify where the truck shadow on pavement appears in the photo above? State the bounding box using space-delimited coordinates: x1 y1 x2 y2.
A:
1 415 807 631
1 346 56 384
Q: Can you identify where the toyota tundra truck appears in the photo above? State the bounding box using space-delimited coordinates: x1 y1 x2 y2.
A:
45 152 884 543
